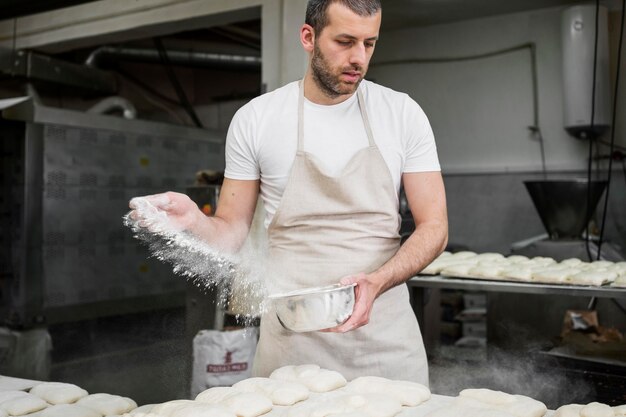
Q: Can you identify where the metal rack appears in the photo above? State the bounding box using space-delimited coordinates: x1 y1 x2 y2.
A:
408 275 626 299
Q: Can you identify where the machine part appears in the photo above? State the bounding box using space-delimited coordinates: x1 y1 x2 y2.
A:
524 179 607 240
87 96 137 119
85 45 261 71
0 48 117 94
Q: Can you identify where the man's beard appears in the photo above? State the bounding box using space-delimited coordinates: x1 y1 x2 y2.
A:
311 42 364 99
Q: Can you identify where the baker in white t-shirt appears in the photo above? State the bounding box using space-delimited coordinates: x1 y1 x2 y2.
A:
130 0 448 385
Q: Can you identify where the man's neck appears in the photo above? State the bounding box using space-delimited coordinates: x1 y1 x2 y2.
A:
303 72 356 106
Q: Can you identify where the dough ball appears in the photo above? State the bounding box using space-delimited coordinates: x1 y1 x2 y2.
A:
233 377 309 406
426 405 516 417
129 404 156 414
270 365 347 392
613 404 626 416
287 392 401 417
581 402 614 417
506 256 529 264
169 402 235 417
76 393 137 415
195 387 272 417
569 271 617 286
560 258 583 267
531 267 578 284
39 404 101 417
30 382 88 405
458 389 546 417
554 404 584 417
441 262 478 277
499 266 533 282
0 393 48 415
121 414 160 417
346 376 430 406
150 400 195 416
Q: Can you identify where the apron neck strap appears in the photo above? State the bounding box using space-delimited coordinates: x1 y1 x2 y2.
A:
297 79 375 152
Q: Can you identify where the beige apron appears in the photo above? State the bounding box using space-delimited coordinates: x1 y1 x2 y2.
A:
253 80 428 385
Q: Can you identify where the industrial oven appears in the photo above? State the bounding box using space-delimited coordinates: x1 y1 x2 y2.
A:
0 97 225 328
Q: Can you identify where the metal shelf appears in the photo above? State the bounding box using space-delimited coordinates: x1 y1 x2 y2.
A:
408 275 626 299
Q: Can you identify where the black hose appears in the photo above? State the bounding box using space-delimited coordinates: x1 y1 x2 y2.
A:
597 0 626 258
584 0 601 262
153 37 204 128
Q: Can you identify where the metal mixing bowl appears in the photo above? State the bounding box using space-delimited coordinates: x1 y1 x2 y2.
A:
267 283 356 332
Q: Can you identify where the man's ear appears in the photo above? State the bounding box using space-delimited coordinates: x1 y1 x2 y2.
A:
300 24 315 53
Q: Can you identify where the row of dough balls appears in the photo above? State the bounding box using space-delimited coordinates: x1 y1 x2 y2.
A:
117 365 431 417
0 383 137 417
421 251 626 286
555 402 626 417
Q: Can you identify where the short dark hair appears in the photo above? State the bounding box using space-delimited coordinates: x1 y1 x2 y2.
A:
305 0 381 34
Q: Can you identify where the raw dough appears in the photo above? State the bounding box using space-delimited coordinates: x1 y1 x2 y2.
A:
39 404 100 417
612 276 626 288
345 376 430 406
0 392 48 415
195 387 272 417
287 392 402 417
581 402 614 417
76 393 137 415
458 389 547 417
499 266 534 282
440 262 479 277
0 377 41 392
469 264 506 279
233 377 309 406
168 402 235 417
506 255 529 264
270 365 347 392
554 404 584 417
130 404 156 414
121 414 160 417
531 267 578 284
560 258 583 267
425 405 516 417
459 389 516 405
569 271 617 286
613 404 626 416
30 382 88 405
150 400 195 416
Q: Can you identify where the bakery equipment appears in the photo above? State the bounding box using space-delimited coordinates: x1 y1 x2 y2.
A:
511 179 624 262
0 96 225 327
268 283 356 332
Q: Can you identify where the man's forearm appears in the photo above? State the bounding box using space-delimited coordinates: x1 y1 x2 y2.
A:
370 220 448 294
189 214 251 254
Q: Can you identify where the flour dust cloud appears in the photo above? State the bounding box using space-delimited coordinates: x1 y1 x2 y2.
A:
123 196 270 324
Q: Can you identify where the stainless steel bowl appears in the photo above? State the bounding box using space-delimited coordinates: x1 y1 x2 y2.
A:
267 283 356 332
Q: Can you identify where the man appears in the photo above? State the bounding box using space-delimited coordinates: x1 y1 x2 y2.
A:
131 0 447 385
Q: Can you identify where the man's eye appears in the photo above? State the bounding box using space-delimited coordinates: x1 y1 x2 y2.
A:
365 42 375 48
338 40 351 46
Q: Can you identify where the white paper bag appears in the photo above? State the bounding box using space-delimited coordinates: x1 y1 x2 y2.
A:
191 327 258 398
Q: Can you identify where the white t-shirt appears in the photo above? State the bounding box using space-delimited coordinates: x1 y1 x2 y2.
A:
225 80 440 227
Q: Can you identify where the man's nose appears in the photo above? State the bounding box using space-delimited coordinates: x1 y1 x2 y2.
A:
349 43 367 67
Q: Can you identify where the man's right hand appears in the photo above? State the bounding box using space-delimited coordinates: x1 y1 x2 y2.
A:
128 191 203 233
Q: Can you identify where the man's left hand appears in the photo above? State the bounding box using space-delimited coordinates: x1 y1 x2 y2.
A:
322 273 382 333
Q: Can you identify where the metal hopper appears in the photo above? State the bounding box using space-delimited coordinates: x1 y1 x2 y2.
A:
524 179 607 240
